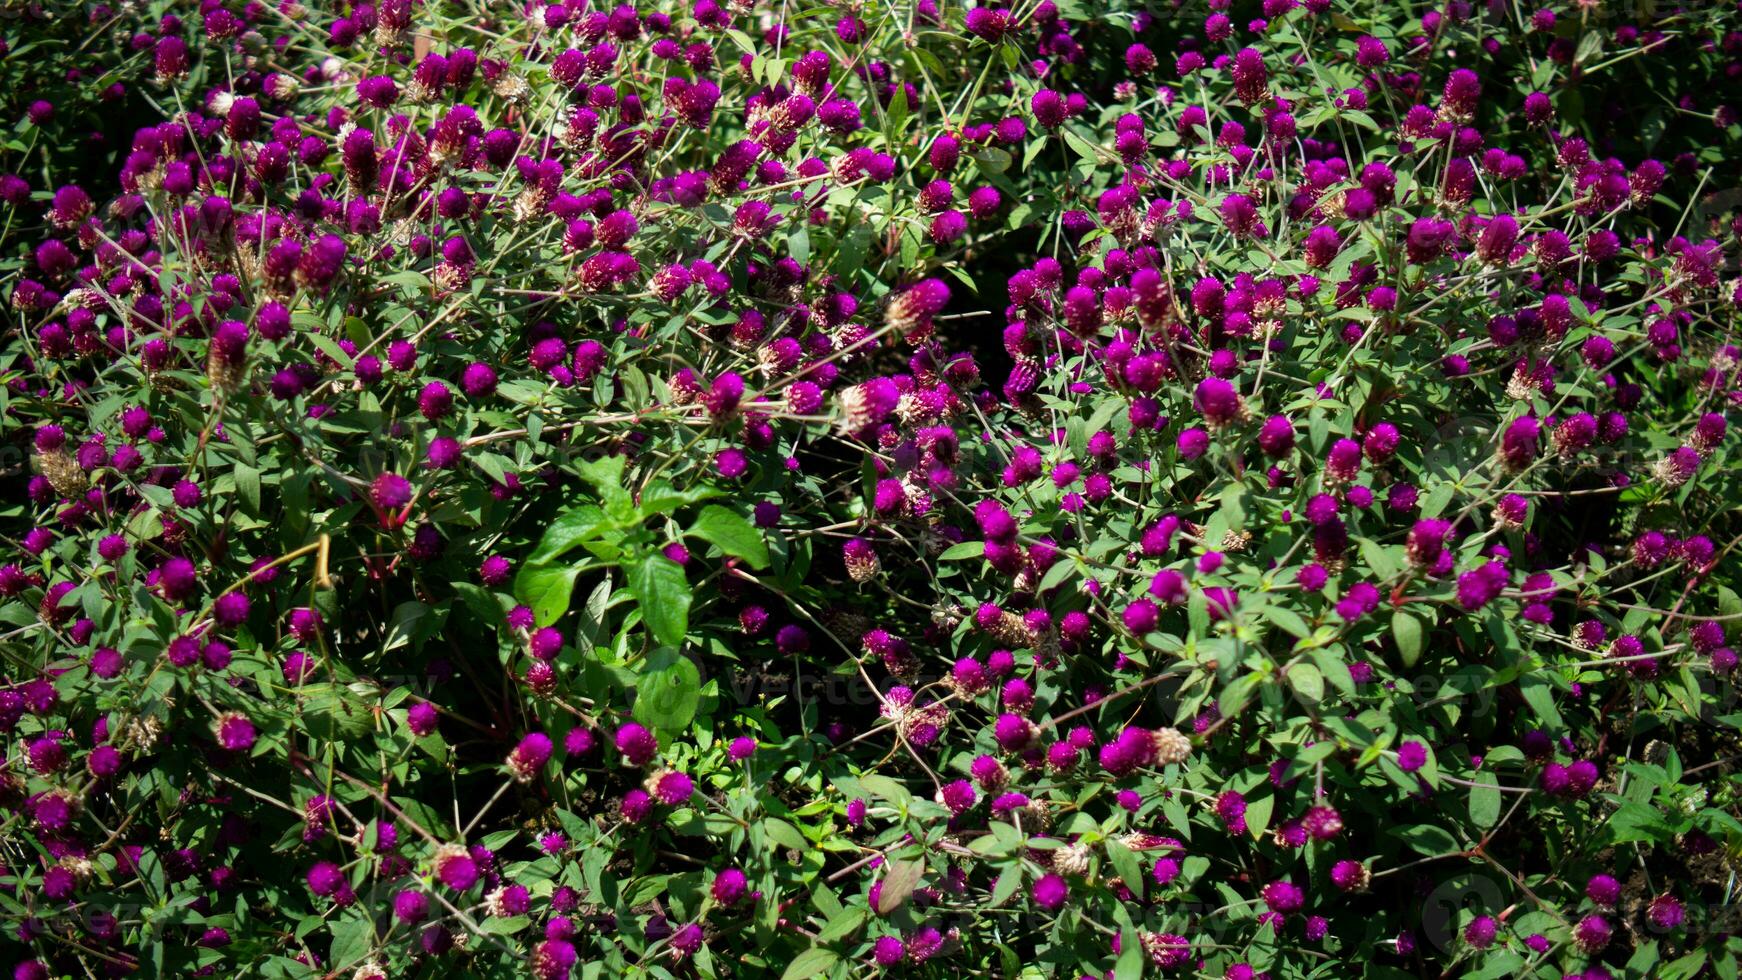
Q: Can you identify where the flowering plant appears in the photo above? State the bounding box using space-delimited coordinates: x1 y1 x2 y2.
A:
4 0 1742 978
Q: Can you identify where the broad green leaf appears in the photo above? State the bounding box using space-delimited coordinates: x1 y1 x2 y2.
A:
780 948 839 980
1287 662 1324 702
874 858 924 914
937 541 984 561
1245 794 1275 841
1392 612 1423 667
634 653 701 733
686 504 770 569
328 916 374 969
814 907 866 944
530 504 606 564
1468 772 1501 829
515 564 579 628
628 553 691 646
762 817 807 853
1396 823 1460 856
1113 928 1144 980
1105 840 1144 900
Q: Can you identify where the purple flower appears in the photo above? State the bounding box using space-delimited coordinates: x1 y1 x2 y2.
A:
1032 873 1068 910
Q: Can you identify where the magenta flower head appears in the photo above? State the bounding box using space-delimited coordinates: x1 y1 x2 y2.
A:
1586 874 1621 908
1257 415 1295 456
1325 438 1362 482
1463 915 1498 949
214 713 256 752
651 770 693 804
507 732 553 782
371 473 413 512
873 935 905 966
1396 741 1428 772
616 722 658 765
1261 879 1304 914
712 867 749 906
1231 48 1269 104
394 889 430 923
1032 873 1069 910
1330 860 1370 892
1405 519 1451 567
1574 914 1612 953
1499 415 1540 470
1647 894 1685 931
306 861 345 898
1194 377 1241 426
435 845 480 891
407 702 439 736
843 537 880 582
1441 68 1481 119
1031 89 1067 128
212 591 250 626
964 6 1015 42
1122 598 1159 634
886 278 950 338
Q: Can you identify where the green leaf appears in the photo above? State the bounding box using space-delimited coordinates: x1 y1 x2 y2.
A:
482 915 531 935
573 455 628 491
1061 127 1102 162
972 147 1012 173
1468 772 1501 829
1396 823 1460 856
874 858 925 914
328 916 375 969
1359 537 1399 579
529 505 607 564
515 564 579 628
762 817 808 852
307 333 354 368
1105 840 1144 900
451 581 502 631
1113 928 1144 980
1392 612 1423 667
1245 794 1275 841
1601 801 1672 845
1287 662 1324 702
813 907 867 944
858 774 912 808
1660 950 1708 980
301 683 374 740
634 653 702 734
1267 605 1311 639
639 481 722 517
628 553 691 646
382 601 436 653
233 463 261 513
937 541 984 561
1718 585 1742 620
989 863 1022 906
1518 674 1562 727
687 505 770 569
780 948 840 980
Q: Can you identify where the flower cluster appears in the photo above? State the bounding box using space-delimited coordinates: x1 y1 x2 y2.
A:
4 0 1742 978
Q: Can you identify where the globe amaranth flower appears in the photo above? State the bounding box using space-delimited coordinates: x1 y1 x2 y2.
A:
616 722 658 765
435 845 480 891
1573 914 1612 953
936 779 977 815
712 867 749 906
650 770 694 805
1647 894 1684 931
507 732 553 781
1032 873 1068 910
214 712 256 752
